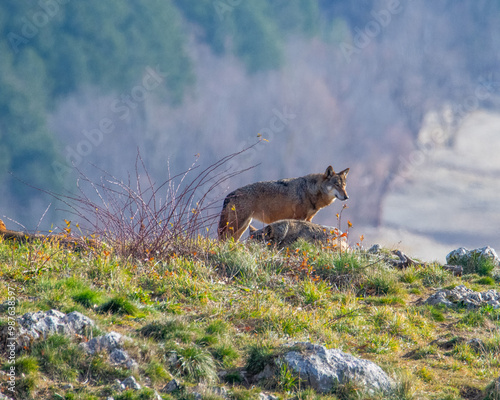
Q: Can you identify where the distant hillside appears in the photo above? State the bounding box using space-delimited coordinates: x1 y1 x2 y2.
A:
2 0 500 244
373 111 500 261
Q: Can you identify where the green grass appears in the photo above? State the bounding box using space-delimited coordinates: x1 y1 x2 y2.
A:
459 255 497 276
1 236 499 399
174 344 218 383
72 288 103 308
98 295 139 316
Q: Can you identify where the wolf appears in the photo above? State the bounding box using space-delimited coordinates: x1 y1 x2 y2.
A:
218 166 349 241
249 219 348 250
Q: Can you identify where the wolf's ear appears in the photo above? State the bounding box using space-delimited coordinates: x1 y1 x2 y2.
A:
339 168 349 177
325 166 335 178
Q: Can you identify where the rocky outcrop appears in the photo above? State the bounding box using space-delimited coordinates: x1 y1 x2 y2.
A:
250 342 393 395
5 309 94 351
80 331 138 370
282 343 394 394
425 285 500 309
446 246 499 273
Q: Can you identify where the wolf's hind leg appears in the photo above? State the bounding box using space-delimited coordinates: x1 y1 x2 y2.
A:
232 216 252 241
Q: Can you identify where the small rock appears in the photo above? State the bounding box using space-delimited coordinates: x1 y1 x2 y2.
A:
111 379 125 392
162 379 180 393
154 392 163 400
254 364 274 381
471 246 500 265
466 338 484 352
109 348 130 364
211 386 229 398
82 331 124 354
122 376 141 390
425 285 500 309
446 247 469 264
61 383 74 390
425 291 454 308
125 358 139 372
259 393 279 400
367 244 381 254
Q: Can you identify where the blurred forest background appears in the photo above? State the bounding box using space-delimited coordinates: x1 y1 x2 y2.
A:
1 0 500 260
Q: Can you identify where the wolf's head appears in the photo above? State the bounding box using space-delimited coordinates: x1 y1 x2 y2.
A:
322 166 349 201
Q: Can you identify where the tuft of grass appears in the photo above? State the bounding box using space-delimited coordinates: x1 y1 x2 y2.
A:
457 254 497 276
230 387 262 400
399 267 419 284
408 345 438 360
418 264 451 287
114 388 161 400
484 378 500 400
426 305 446 322
458 310 486 328
363 270 401 296
364 295 406 305
224 371 244 384
196 334 219 347
144 360 170 384
301 279 329 305
451 343 476 363
72 288 102 308
174 344 218 383
475 276 496 285
212 342 240 367
245 343 276 376
331 379 370 400
31 335 83 382
416 366 434 383
213 242 273 284
88 353 129 384
3 355 39 375
390 369 416 400
15 374 38 399
98 296 138 316
206 319 230 335
277 361 301 393
139 317 198 343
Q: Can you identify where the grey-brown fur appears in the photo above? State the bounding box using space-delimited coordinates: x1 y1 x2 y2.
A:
249 219 347 250
218 166 349 241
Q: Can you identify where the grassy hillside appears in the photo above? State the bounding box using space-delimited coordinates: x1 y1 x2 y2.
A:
0 233 499 400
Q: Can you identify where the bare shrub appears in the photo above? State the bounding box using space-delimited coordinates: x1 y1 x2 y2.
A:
51 145 257 258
